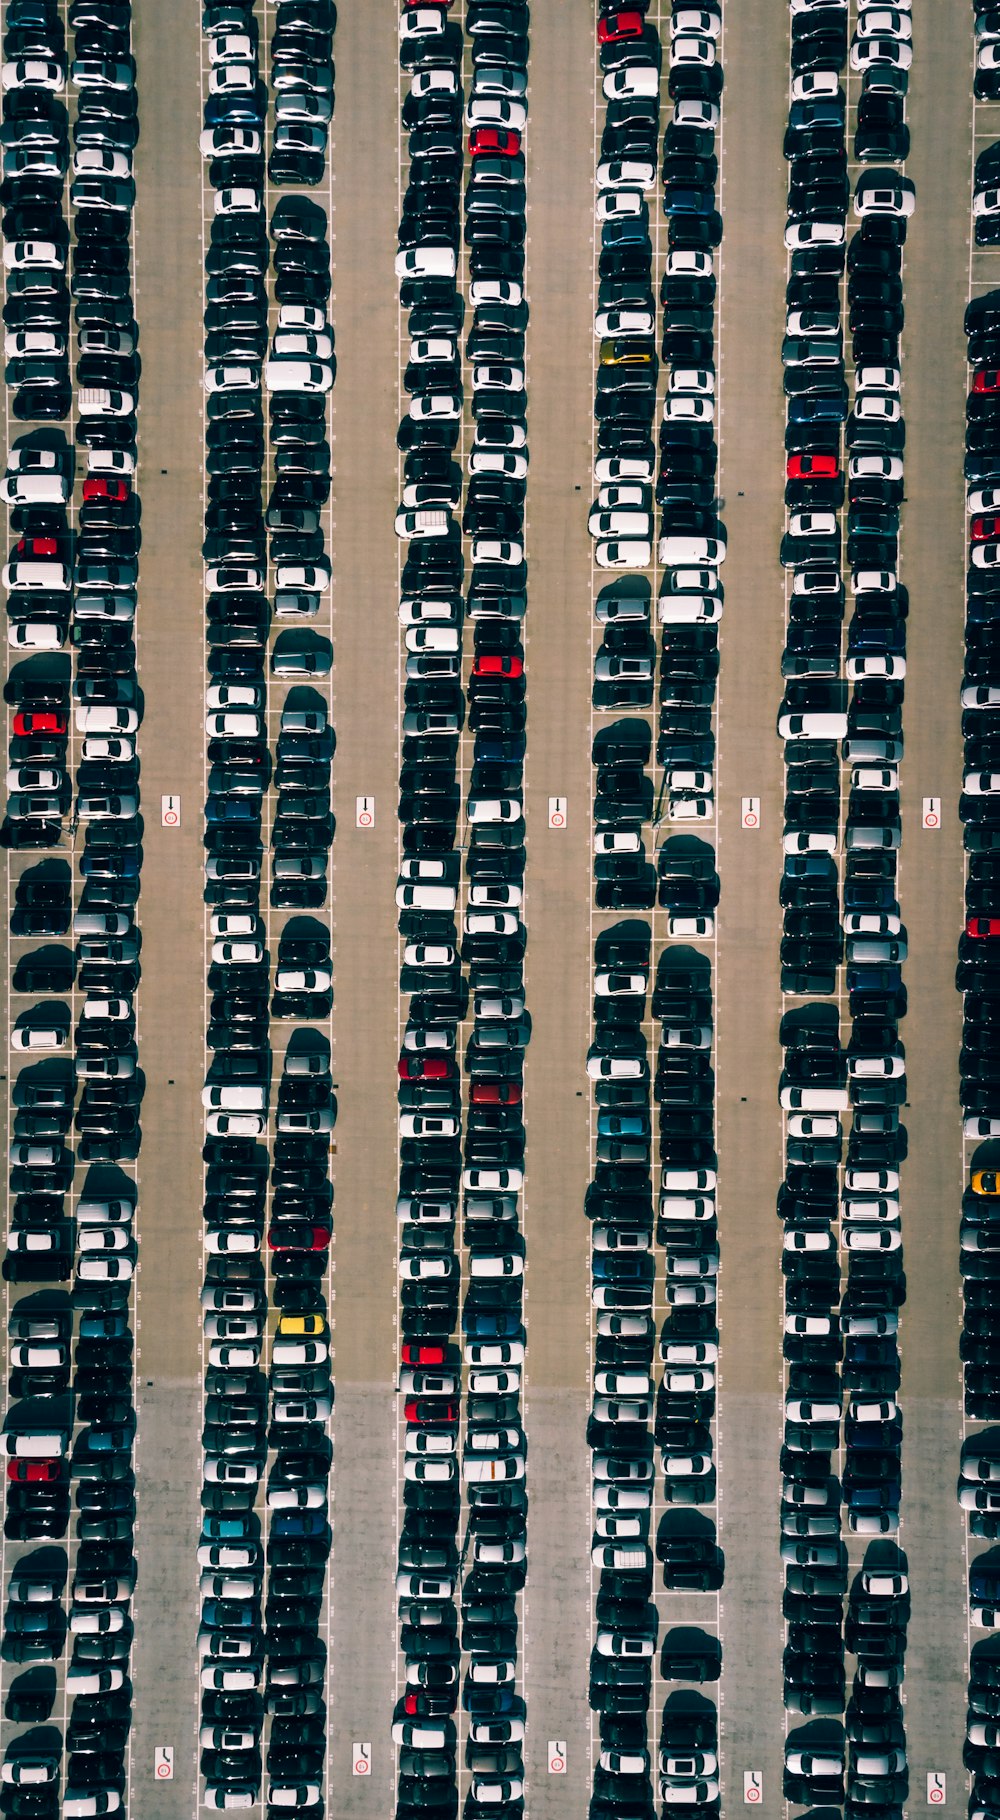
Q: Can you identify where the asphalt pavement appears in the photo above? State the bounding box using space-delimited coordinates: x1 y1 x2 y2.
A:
0 0 987 1808
127 0 209 1804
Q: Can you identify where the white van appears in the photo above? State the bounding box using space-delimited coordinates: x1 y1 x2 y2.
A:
658 593 723 625
395 883 457 911
777 710 849 740
779 1085 850 1111
0 470 68 505
394 508 452 540
8 622 64 649
201 1084 267 1111
395 245 457 280
3 1427 69 1456
2 559 71 590
658 535 726 566
77 387 134 416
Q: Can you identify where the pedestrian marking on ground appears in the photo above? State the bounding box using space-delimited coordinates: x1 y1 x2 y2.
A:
160 794 180 827
922 795 941 829
741 796 760 829
548 796 567 828
356 795 375 829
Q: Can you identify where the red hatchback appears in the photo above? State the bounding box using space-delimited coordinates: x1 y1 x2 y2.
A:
967 917 1000 939
469 1081 523 1104
468 127 522 157
598 10 646 43
787 453 839 480
473 654 524 677
398 1054 453 1080
405 1398 459 1424
15 535 58 556
401 1342 448 1366
972 516 1000 543
7 1458 60 1482
974 368 1000 394
13 709 67 736
83 477 130 502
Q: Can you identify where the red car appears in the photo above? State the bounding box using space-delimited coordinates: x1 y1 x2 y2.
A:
398 1054 453 1080
967 917 1000 939
786 453 839 480
401 1342 448 1366
473 654 523 678
13 709 67 736
974 368 1000 394
972 516 1000 543
83 476 130 502
468 127 522 158
598 9 646 43
469 1081 523 1104
267 1224 331 1251
15 535 59 556
405 1398 459 1424
6 1458 60 1482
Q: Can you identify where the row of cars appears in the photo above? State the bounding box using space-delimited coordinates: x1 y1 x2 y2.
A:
392 2 532 1816
958 277 1000 1450
197 0 337 1809
586 9 725 1817
588 0 726 909
204 0 334 189
2 0 146 1812
956 39 1000 1799
585 927 724 1820
774 0 913 1787
2 2 145 1812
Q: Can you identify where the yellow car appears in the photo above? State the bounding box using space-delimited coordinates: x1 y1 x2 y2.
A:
599 336 656 368
276 1312 327 1337
972 1169 1000 1196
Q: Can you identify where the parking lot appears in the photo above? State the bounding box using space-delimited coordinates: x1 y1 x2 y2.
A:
0 0 993 1814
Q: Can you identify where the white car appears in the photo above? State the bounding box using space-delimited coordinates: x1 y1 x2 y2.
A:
965 771 1000 794
672 5 721 33
784 218 845 248
2 58 64 90
204 363 258 393
199 125 262 158
595 304 656 336
213 186 260 215
465 94 527 130
671 36 716 68
596 158 656 192
668 793 714 822
471 537 524 566
409 391 462 421
602 64 659 100
596 188 645 221
855 6 912 38
264 357 333 393
850 35 912 68
855 175 915 218
3 239 65 269
596 539 652 570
